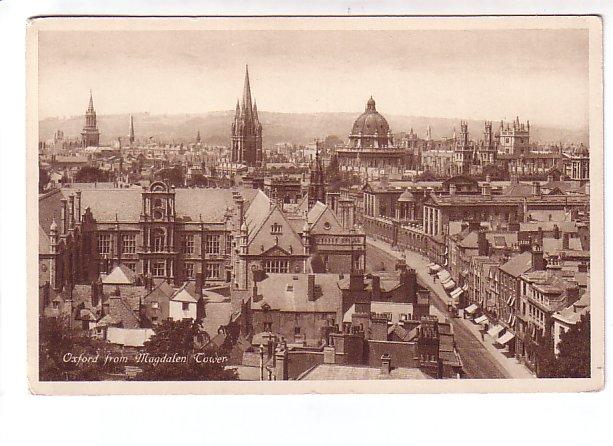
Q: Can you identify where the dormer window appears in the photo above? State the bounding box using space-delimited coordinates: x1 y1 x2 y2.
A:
271 223 282 234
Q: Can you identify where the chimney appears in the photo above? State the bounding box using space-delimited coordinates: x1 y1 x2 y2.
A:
485 174 491 183
91 280 100 307
449 183 457 195
562 233 570 250
380 354 391 376
275 346 288 380
510 174 519 185
481 182 492 196
371 275 381 301
537 226 544 245
553 225 560 240
478 230 488 256
532 181 541 196
531 244 545 271
578 262 588 273
307 274 316 301
401 268 417 303
323 346 336 364
195 272 203 299
349 272 364 291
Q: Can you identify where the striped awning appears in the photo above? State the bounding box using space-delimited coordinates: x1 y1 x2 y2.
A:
474 315 489 325
496 331 515 346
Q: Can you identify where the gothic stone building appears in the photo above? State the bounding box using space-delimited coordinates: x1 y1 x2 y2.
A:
231 66 263 168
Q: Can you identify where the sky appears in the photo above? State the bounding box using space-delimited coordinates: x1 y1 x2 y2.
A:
38 28 589 130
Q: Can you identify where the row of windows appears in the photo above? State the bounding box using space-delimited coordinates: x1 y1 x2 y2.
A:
264 260 289 273
97 233 230 255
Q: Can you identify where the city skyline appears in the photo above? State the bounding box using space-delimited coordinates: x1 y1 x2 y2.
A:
38 29 589 130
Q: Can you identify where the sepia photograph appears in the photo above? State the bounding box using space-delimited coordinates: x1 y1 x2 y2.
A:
28 16 603 394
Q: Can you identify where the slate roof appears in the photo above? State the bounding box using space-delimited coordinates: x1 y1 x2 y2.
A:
299 364 432 380
251 273 342 313
499 251 533 277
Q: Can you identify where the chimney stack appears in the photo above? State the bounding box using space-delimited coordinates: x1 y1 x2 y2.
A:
562 233 570 250
553 225 560 240
532 181 541 196
275 346 289 380
449 183 457 195
380 354 391 376
477 230 489 256
371 275 381 301
307 274 316 301
531 244 545 271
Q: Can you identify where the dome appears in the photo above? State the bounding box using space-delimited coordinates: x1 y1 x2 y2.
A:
351 97 390 136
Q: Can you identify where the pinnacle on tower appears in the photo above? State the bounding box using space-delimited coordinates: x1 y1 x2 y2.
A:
252 100 259 123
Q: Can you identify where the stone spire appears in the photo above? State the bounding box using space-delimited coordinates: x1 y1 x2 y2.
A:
87 89 95 113
241 65 253 122
252 100 260 124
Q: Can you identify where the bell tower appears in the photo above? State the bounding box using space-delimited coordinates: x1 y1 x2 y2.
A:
81 90 100 147
140 181 178 282
307 141 327 209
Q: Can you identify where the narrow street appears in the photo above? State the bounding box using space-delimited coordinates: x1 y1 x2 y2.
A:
365 241 510 379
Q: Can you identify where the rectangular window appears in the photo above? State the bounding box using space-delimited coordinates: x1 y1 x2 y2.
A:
122 234 136 254
271 223 283 234
182 302 190 311
264 322 272 332
152 261 165 277
225 234 232 254
182 234 195 254
206 234 220 254
263 260 289 273
294 326 301 335
97 234 110 254
185 262 194 279
205 263 221 279
125 262 136 272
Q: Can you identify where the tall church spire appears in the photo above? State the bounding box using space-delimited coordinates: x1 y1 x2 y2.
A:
88 89 95 112
242 65 253 121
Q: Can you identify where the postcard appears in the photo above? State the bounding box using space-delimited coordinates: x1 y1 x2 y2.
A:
27 16 603 394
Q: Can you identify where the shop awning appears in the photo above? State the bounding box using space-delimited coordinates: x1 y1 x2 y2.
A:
496 331 515 346
462 284 469 291
437 269 450 281
474 315 489 325
443 280 456 291
450 287 463 298
465 304 478 315
428 264 441 273
487 324 505 338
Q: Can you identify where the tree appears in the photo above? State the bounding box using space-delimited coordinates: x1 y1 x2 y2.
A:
482 164 509 181
536 313 591 378
535 332 558 378
39 316 121 381
39 168 51 192
74 166 109 183
326 154 342 192
155 166 184 187
556 313 590 378
323 135 343 150
416 170 438 182
136 319 238 381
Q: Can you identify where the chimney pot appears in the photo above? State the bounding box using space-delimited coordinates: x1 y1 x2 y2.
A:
380 354 391 375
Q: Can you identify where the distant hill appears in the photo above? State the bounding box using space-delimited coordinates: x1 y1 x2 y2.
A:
39 111 588 147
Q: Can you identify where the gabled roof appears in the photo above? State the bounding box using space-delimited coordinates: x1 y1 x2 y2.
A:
243 189 273 241
499 251 533 277
307 201 327 226
102 264 138 285
170 282 199 303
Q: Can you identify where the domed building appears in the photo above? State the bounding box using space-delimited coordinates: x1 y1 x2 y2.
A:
348 97 394 149
336 97 412 176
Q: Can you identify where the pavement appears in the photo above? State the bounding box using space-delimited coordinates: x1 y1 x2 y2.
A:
366 236 535 380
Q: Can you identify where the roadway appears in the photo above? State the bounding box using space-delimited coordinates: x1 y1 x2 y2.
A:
365 242 510 379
